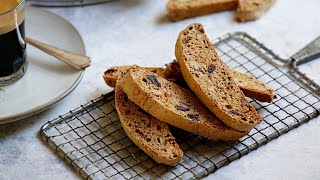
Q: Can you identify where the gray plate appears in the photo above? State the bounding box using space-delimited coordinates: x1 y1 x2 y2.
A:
0 6 85 124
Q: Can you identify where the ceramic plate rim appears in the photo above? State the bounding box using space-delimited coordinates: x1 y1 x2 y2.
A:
0 6 86 124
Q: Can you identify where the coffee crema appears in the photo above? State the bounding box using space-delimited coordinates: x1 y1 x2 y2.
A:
0 0 24 35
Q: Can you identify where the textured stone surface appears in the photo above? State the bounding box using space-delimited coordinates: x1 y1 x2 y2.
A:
1 0 320 179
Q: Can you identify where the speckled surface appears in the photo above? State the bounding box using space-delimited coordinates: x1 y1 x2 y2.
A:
1 0 320 179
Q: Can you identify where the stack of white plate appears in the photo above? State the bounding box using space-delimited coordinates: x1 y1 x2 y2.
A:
28 0 113 6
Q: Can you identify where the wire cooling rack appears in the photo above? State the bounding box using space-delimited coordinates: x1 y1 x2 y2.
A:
40 32 320 179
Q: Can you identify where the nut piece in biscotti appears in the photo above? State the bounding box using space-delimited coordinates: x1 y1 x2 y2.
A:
235 0 276 22
175 23 263 131
115 85 183 165
119 67 248 141
165 61 276 103
167 0 238 21
103 66 166 87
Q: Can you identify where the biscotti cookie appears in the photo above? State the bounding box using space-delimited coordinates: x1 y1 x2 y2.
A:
165 61 276 102
175 23 263 131
167 0 238 21
115 85 183 165
104 66 165 87
230 70 276 102
119 67 248 141
235 0 276 22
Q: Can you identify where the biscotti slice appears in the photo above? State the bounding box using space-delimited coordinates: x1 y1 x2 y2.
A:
167 0 238 21
230 70 276 102
175 23 263 131
115 85 183 165
165 61 276 102
119 67 248 141
104 66 165 87
235 0 276 22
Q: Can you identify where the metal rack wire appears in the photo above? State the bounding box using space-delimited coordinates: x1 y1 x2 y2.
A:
40 32 320 179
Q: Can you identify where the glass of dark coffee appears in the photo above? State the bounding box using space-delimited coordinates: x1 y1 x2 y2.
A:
0 0 27 86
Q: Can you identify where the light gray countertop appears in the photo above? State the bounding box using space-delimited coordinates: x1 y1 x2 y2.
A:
1 0 320 179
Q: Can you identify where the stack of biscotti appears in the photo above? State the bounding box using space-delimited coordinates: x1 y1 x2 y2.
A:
103 23 275 165
119 67 248 140
166 0 276 22
104 61 276 103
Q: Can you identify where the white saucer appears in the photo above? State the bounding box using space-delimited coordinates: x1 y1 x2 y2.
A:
0 7 85 124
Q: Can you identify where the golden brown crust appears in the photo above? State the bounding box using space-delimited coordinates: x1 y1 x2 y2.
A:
119 67 248 141
235 0 276 22
175 23 263 131
167 0 238 21
115 85 183 165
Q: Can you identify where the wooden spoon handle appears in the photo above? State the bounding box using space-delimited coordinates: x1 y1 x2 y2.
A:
25 37 91 70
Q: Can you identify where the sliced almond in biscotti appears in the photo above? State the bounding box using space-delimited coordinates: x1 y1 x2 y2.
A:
119 67 248 141
115 85 183 165
235 0 276 22
165 61 276 103
167 0 238 21
175 23 263 131
103 66 165 87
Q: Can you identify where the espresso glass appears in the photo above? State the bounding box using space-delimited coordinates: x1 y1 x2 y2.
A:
0 0 27 86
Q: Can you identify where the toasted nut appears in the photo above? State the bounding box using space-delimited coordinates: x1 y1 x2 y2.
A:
197 33 203 40
141 116 151 127
189 61 202 72
158 137 165 145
